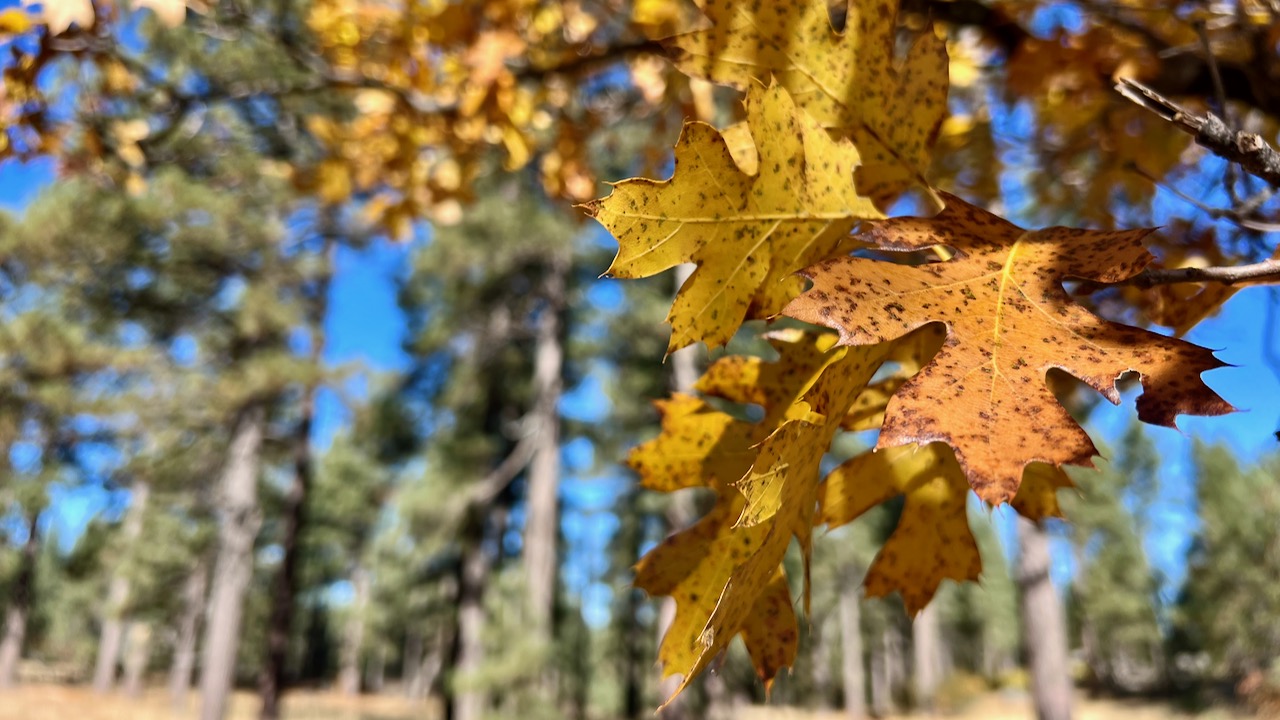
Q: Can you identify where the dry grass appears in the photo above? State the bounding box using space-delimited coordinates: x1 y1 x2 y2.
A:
0 685 1248 720
738 692 1246 720
0 685 427 720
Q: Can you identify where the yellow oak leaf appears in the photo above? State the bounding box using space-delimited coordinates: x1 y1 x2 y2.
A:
820 443 979 615
587 83 882 352
1012 462 1075 522
842 323 945 431
784 192 1234 505
0 8 34 34
632 330 897 697
667 0 948 205
626 394 757 494
738 567 798 687
821 442 1073 613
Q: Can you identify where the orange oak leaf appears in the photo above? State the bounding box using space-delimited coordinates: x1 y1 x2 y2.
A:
784 192 1234 504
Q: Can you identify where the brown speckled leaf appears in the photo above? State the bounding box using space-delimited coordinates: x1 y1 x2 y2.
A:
668 0 948 205
587 83 881 352
785 192 1234 504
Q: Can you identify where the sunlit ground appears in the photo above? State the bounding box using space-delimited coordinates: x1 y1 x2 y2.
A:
0 685 1252 720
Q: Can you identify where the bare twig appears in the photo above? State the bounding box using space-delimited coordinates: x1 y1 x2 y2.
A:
1116 78 1280 190
1105 259 1280 288
1192 20 1243 204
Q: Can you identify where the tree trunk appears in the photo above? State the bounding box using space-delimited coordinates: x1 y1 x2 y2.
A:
403 630 424 699
198 405 266 720
259 383 317 719
812 620 832 708
0 512 39 689
618 501 646 720
93 482 150 693
260 234 331 719
523 257 566 646
169 558 209 709
338 564 369 696
451 522 492 720
870 628 891 718
913 602 942 713
839 591 866 720
366 644 386 693
1017 517 1073 720
122 622 152 698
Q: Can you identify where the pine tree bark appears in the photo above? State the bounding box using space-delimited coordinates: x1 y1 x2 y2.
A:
870 629 891 717
366 644 385 693
198 405 266 720
913 602 942 712
812 620 832 708
522 256 566 643
169 558 209 709
338 564 369 696
1017 517 1073 720
93 481 150 694
403 630 424 699
259 383 317 718
0 511 39 689
122 622 152 698
839 591 866 720
260 234 331 719
450 520 492 720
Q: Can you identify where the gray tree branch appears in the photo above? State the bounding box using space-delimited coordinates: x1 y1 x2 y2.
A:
1116 77 1280 190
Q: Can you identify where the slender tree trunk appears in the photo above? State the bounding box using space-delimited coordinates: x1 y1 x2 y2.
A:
523 257 566 646
812 620 832 708
0 512 39 689
199 405 266 720
259 235 332 719
366 644 386 693
403 630 424 699
169 558 209 709
870 628 891 717
338 564 369 696
1017 517 1073 720
451 521 492 720
259 382 318 719
417 626 447 703
93 482 151 693
913 602 942 713
839 591 866 720
122 622 152 698
618 499 647 720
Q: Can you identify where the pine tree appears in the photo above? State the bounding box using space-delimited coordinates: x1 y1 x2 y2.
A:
1177 443 1280 679
1062 424 1164 692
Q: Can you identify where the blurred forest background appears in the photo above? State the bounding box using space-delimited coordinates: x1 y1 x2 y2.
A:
0 0 1279 719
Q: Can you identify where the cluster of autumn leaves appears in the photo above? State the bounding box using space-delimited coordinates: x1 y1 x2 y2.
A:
588 0 1235 697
